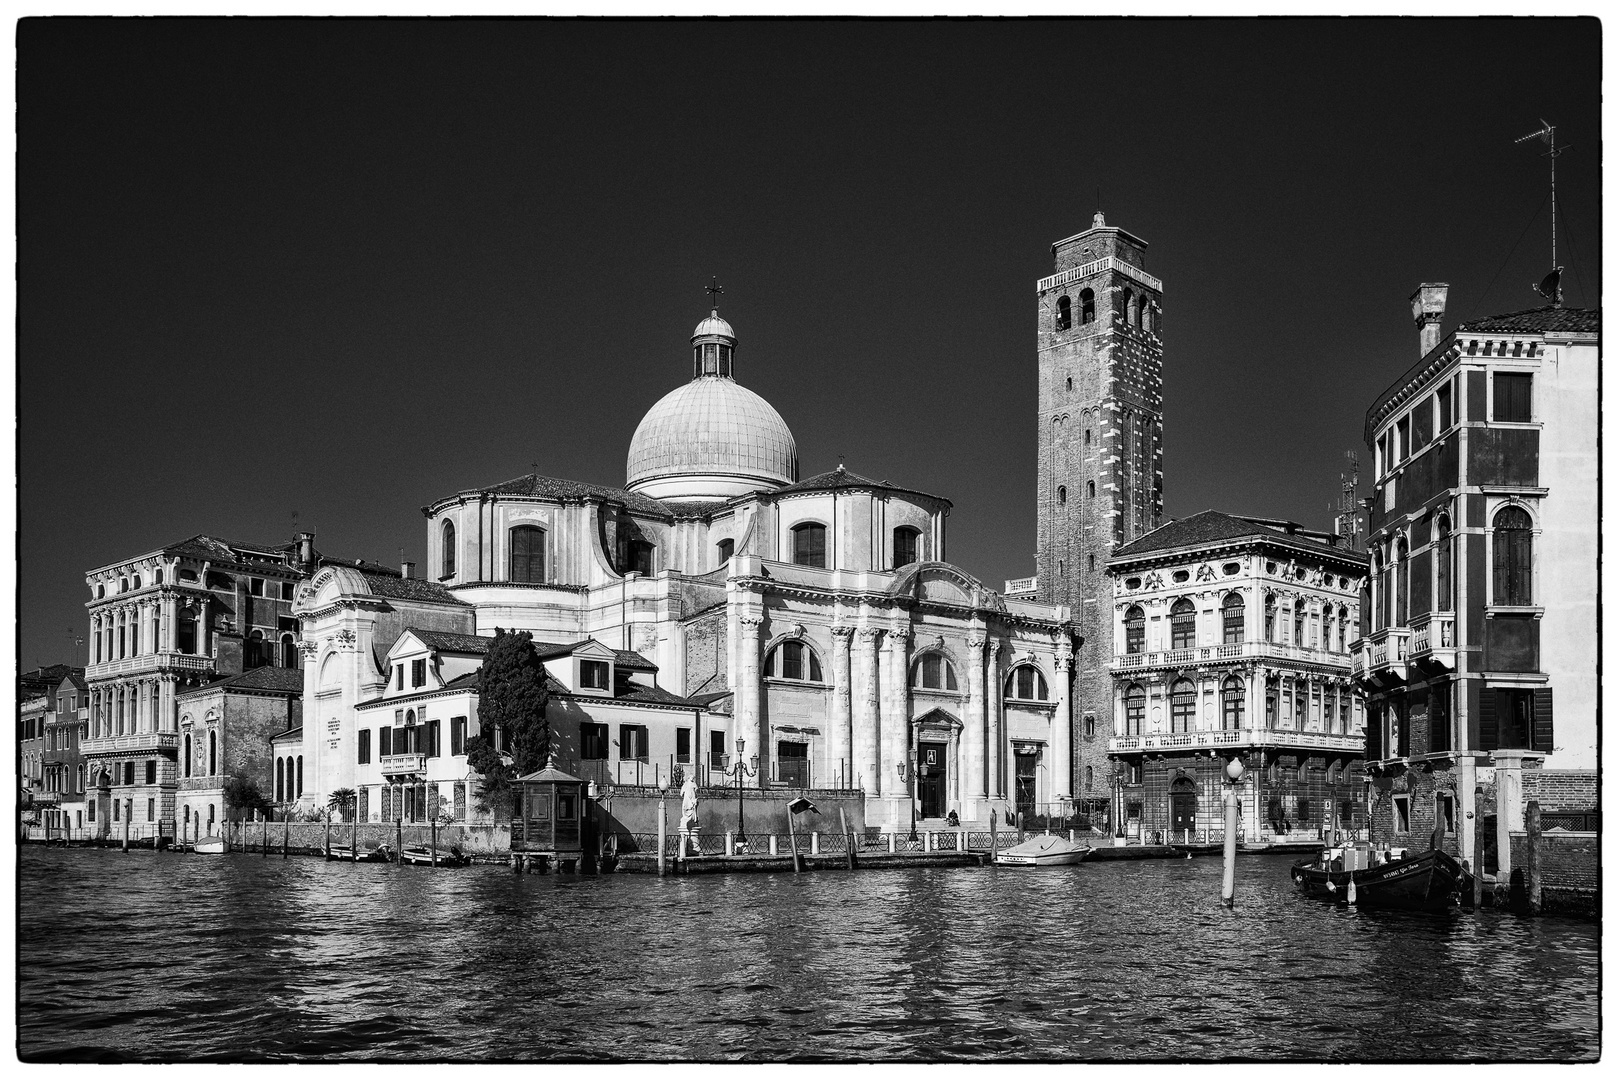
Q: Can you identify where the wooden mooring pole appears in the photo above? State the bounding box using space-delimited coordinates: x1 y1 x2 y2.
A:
283 814 289 859
431 817 439 868
324 813 332 859
657 799 667 877
989 809 997 860
396 817 403 863
1525 799 1542 915
1472 785 1486 910
351 816 358 861
263 814 269 857
787 811 802 874
122 806 130 853
839 807 855 871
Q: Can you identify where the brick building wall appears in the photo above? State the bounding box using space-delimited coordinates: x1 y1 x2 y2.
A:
683 608 727 696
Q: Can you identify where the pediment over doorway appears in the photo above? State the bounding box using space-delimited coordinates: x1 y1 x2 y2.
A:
913 707 961 736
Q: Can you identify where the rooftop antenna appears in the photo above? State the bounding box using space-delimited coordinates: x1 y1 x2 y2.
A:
1515 119 1570 306
1335 450 1362 552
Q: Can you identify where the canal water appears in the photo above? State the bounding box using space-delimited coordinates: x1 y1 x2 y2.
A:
17 846 1598 1062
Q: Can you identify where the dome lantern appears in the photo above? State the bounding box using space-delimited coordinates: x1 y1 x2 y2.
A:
692 308 737 379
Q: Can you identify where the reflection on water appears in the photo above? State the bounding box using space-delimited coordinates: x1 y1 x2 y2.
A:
17 847 1598 1062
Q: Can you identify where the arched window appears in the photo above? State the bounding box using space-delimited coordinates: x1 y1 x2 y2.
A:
296 756 303 797
1125 684 1145 736
1079 288 1095 324
1394 538 1409 626
1323 607 1335 652
1222 676 1245 730
207 730 217 776
1222 593 1245 644
1169 678 1196 733
1067 377 1073 392
248 629 266 670
132 574 142 589
1056 295 1071 330
155 569 163 585
1435 516 1454 612
1170 598 1196 650
911 653 958 691
118 614 127 660
1293 600 1307 646
207 805 215 833
275 758 285 803
183 733 192 779
281 634 297 668
1084 428 1091 445
1266 676 1279 728
716 539 734 568
1142 301 1153 333
1087 481 1096 499
765 640 823 683
509 525 545 583
1057 485 1066 505
1005 665 1048 701
1493 506 1532 605
1124 606 1145 654
1122 288 1135 326
791 523 827 568
1376 546 1392 631
1085 765 1093 792
442 520 456 578
892 527 920 569
1337 605 1350 652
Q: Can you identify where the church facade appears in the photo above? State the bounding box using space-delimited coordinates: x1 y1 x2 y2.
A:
291 302 1076 829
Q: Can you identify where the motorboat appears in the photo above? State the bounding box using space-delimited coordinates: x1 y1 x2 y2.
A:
192 836 226 855
398 844 470 867
996 833 1087 866
1291 844 1468 912
326 843 391 863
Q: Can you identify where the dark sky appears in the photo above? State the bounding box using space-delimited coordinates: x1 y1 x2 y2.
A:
18 18 1601 670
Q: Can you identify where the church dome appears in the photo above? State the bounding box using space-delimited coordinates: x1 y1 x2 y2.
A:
625 308 798 502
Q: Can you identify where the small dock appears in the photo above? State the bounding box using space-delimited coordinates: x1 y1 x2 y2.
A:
617 849 985 874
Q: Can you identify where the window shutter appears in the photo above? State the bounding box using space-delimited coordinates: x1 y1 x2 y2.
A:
1532 687 1553 754
1478 688 1498 752
380 727 392 756
1492 529 1509 603
1364 704 1382 759
1513 529 1533 605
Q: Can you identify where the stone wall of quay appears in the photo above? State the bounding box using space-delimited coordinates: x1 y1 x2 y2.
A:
1507 829 1598 918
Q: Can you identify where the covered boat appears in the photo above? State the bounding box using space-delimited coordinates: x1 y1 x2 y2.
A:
1291 844 1468 912
399 844 470 867
996 834 1087 866
326 843 391 863
192 836 226 855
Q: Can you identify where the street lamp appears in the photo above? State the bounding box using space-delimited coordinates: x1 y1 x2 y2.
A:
727 736 758 844
895 760 918 841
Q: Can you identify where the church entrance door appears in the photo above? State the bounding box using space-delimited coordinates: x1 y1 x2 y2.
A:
918 742 947 818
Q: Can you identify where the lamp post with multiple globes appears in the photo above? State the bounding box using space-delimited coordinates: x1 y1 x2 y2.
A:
727 737 758 845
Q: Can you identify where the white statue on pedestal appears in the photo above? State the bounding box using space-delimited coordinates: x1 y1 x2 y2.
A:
678 774 700 856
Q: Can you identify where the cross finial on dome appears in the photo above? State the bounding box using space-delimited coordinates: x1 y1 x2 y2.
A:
705 276 724 313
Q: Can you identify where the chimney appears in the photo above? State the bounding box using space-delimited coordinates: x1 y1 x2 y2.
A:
296 531 316 573
401 560 415 580
1410 283 1449 357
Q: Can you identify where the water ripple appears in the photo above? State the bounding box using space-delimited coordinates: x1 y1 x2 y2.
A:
16 847 1598 1061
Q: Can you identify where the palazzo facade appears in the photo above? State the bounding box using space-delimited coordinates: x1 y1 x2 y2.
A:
1107 511 1368 843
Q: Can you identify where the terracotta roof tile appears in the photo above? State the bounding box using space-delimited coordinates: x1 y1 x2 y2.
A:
447 473 671 518
1111 510 1367 564
407 629 493 653
180 666 306 696
1457 305 1599 335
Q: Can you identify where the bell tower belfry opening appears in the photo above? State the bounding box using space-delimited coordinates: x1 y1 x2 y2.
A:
1034 210 1165 804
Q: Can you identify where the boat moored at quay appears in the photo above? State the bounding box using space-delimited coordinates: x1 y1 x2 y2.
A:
1291 843 1469 912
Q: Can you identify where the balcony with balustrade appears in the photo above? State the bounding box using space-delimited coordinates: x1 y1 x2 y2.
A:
1407 611 1456 671
81 731 180 756
1359 626 1412 687
1108 726 1363 756
86 651 216 681
379 752 427 778
1112 638 1353 676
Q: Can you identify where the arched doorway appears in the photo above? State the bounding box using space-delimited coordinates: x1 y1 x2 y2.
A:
1169 776 1198 834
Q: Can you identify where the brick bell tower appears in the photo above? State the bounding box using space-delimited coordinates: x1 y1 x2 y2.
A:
1034 210 1165 803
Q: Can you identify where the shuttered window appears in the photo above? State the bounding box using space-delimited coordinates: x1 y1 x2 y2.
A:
1492 373 1532 422
379 727 392 756
357 729 371 764
1170 599 1196 650
1492 507 1532 605
510 525 546 583
1124 606 1145 653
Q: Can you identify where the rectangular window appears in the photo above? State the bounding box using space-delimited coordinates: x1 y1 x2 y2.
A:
380 726 393 757
113 800 120 821
619 725 649 762
581 723 609 760
357 729 371 765
792 524 827 568
1493 688 1536 750
250 578 265 597
1396 416 1410 462
281 582 296 600
1438 792 1456 836
676 728 692 764
412 659 427 687
580 660 610 690
1437 382 1453 431
1493 372 1532 422
451 716 466 756
395 665 404 691
711 729 727 768
147 798 155 821
88 801 94 822
424 720 441 758
454 782 466 821
145 760 156 785
1393 795 1410 834
124 761 135 786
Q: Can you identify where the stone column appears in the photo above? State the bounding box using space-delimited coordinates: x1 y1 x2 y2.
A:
882 625 913 821
853 626 883 797
829 624 854 788
1491 749 1534 889
965 631 988 813
162 594 177 653
1052 637 1074 804
738 614 765 788
988 639 1005 800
